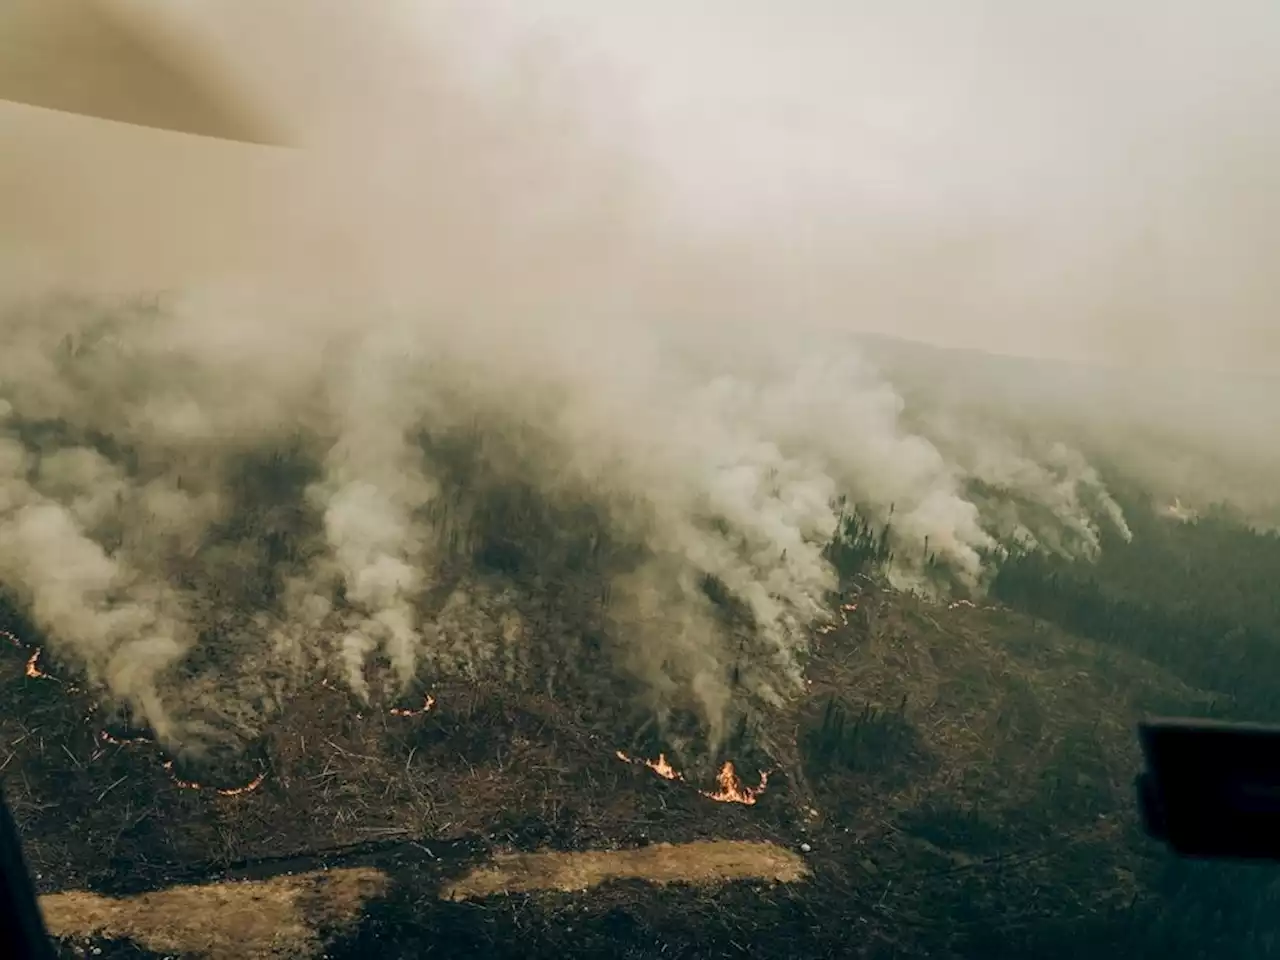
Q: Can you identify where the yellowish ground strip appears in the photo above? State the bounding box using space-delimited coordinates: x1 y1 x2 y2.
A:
442 839 808 900
38 840 807 957
40 867 388 960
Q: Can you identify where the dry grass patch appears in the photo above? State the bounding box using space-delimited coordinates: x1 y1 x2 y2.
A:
41 867 389 959
442 839 808 900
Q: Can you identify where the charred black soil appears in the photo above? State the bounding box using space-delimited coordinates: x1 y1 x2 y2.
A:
5 575 1245 959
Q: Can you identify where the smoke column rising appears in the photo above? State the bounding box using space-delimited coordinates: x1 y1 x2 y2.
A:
0 1 1270 760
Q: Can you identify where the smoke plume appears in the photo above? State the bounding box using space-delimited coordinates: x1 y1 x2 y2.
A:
0 1 1275 761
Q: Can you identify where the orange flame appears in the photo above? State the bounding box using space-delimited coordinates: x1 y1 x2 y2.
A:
390 694 436 718
616 750 685 781
15 643 78 691
700 761 769 806
616 751 769 804
5 632 66 684
3 629 46 677
25 650 50 680
648 754 682 780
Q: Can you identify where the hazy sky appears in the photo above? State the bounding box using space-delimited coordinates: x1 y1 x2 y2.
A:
3 0 1279 371
482 0 1280 371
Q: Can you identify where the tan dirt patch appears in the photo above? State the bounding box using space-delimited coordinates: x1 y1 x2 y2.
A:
40 867 388 960
442 839 808 901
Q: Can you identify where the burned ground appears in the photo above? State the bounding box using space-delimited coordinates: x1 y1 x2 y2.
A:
1 577 1242 959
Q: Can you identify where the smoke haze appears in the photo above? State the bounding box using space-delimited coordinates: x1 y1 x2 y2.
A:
1 1 1278 762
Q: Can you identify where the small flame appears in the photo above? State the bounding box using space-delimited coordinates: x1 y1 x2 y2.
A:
616 750 685 781
3 629 46 677
25 650 50 679
616 751 769 804
5 633 67 684
699 761 769 806
6 628 266 796
390 694 436 718
17 645 78 690
649 755 681 780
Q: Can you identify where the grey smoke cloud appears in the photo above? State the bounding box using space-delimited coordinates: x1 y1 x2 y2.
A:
503 0 1280 372
0 1 1275 761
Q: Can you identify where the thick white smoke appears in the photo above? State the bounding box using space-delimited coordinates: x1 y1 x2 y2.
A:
0 2 1202 760
0 297 1127 758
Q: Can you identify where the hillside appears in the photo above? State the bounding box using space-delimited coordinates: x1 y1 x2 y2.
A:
4 4 1280 954
2 329 1280 957
7 512 1275 958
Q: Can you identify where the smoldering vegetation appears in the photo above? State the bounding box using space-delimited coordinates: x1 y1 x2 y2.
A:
859 333 1280 532
2 2 1278 771
0 291 1138 767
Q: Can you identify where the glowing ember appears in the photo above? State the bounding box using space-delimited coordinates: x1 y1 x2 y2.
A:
161 759 267 797
6 627 266 797
816 602 858 635
161 760 202 791
97 730 153 747
215 772 268 797
699 761 769 806
945 598 997 612
390 694 436 718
